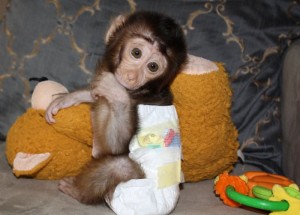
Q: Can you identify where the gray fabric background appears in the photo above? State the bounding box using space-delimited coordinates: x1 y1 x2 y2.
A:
0 0 299 177
282 38 300 185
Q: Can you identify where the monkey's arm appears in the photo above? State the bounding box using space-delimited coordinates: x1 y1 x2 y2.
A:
91 72 130 105
45 89 94 123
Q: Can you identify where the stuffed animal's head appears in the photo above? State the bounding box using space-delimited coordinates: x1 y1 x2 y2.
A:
31 80 69 110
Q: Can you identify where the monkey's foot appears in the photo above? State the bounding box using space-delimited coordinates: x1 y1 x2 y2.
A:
58 177 81 201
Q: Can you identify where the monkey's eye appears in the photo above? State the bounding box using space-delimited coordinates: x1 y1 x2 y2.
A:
147 62 159 73
131 48 142 59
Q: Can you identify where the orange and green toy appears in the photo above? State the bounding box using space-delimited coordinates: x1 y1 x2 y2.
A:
214 171 300 215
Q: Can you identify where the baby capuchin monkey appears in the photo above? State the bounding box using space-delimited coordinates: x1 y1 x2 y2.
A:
46 11 187 204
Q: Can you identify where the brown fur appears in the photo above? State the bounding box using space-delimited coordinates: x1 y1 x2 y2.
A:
47 11 187 204
59 155 144 204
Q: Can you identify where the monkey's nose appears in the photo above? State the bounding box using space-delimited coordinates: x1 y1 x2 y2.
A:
126 73 136 82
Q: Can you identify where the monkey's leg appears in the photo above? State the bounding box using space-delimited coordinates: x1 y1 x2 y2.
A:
91 98 136 158
58 156 144 204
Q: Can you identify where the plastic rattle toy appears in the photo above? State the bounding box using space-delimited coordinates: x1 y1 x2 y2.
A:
214 171 300 215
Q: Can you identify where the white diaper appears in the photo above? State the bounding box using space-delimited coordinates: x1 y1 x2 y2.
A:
108 105 182 215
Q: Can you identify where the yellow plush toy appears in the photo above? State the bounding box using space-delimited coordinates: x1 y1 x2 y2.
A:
6 81 93 179
6 55 239 181
171 55 239 182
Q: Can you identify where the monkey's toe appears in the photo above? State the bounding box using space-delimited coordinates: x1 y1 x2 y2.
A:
59 177 75 185
58 177 80 201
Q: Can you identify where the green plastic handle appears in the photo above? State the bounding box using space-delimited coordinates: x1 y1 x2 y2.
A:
252 186 273 200
225 186 289 211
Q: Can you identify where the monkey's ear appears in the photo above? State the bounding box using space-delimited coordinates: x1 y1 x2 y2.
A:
105 15 126 44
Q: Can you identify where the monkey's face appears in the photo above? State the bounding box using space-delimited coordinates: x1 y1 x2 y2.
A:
115 37 167 90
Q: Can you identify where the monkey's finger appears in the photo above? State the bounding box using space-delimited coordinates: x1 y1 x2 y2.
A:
51 106 60 115
45 111 55 124
45 106 58 123
91 91 102 100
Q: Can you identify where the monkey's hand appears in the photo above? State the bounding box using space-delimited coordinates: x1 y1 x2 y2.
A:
45 90 93 123
91 72 130 106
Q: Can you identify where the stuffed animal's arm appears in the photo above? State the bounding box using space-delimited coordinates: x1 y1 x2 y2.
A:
46 89 94 123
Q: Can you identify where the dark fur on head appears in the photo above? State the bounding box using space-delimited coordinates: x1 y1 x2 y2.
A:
102 11 187 103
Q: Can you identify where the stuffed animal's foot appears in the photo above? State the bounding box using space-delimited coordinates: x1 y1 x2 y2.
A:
12 152 52 178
